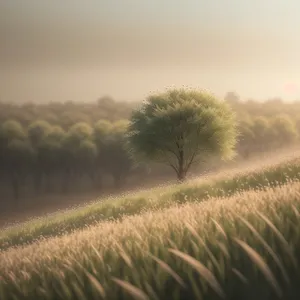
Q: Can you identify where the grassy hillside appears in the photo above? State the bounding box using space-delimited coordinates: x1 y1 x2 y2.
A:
1 151 300 251
1 179 300 299
1 152 300 299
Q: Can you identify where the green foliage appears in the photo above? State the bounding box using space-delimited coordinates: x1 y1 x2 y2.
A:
252 116 270 140
128 89 237 181
237 119 255 158
77 140 98 166
5 139 34 166
102 120 133 187
270 114 298 147
47 125 66 142
37 136 63 169
62 123 95 169
0 115 137 199
0 121 31 168
0 119 27 142
68 122 94 141
28 120 52 146
94 120 112 142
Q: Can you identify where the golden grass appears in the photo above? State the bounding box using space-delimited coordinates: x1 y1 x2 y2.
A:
1 179 300 299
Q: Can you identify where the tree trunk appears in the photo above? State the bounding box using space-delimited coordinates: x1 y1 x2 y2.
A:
177 170 186 183
177 149 186 183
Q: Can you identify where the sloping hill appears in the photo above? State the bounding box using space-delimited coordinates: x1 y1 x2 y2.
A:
1 179 300 299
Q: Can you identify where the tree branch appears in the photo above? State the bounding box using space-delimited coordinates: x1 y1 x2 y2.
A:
183 148 198 173
159 149 179 174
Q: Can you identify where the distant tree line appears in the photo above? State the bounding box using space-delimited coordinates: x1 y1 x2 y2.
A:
225 92 300 159
0 118 143 202
0 96 136 127
1 92 300 203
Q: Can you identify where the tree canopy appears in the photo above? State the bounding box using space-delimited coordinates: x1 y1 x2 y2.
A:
128 89 238 181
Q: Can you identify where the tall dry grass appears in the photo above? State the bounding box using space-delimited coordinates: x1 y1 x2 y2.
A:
1 180 300 299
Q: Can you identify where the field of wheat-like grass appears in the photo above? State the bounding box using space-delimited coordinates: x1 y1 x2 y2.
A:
1 173 300 298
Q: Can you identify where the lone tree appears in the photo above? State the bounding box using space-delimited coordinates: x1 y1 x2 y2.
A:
127 89 237 182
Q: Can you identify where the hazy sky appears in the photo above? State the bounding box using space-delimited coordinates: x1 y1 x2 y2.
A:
1 0 300 103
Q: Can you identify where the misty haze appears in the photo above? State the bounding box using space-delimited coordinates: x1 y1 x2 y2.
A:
2 1 300 300
1 0 300 103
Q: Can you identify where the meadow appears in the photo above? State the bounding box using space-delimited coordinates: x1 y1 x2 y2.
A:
1 152 300 299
